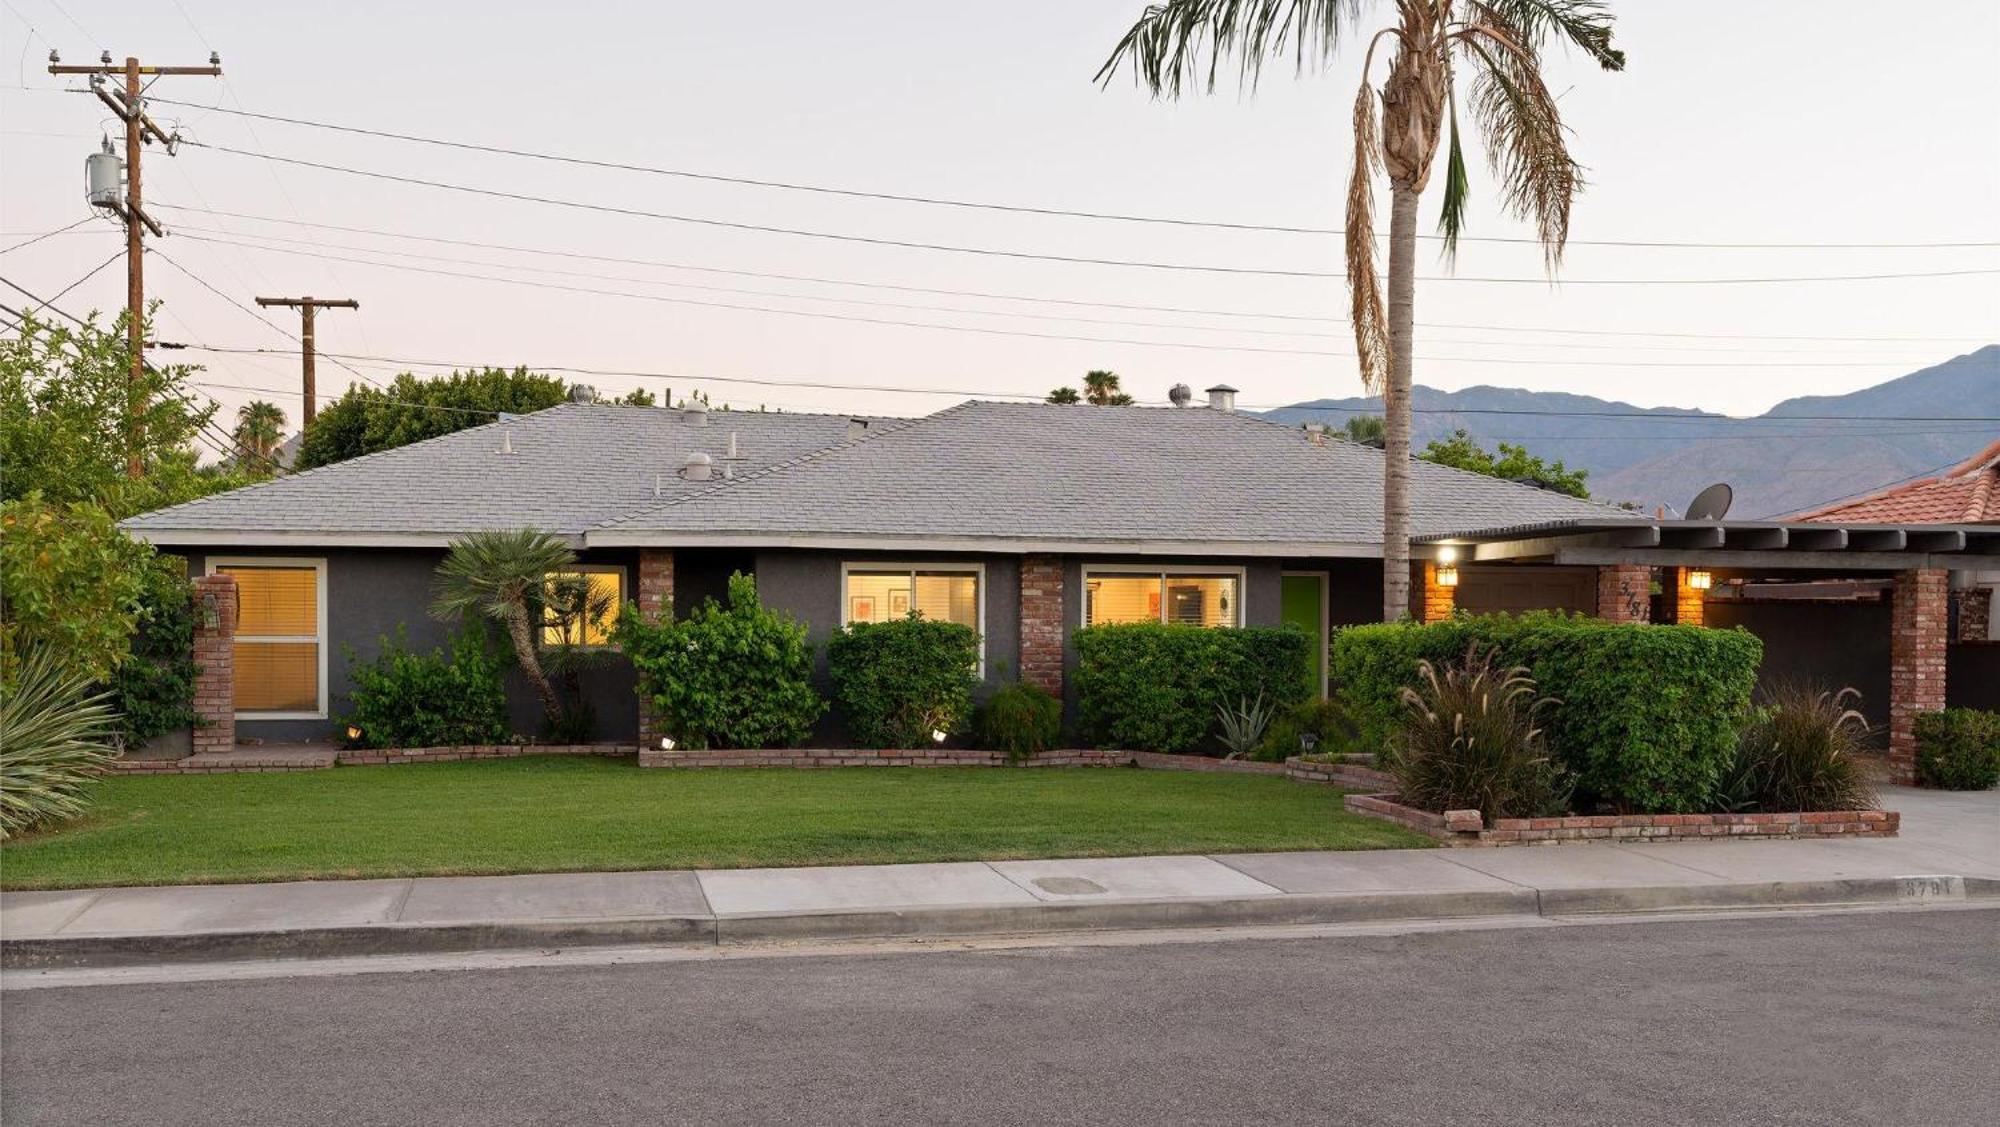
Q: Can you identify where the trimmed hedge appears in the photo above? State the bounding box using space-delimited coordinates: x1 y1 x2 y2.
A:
339 628 510 749
1331 613 1763 814
1915 709 2000 790
827 616 981 749
1073 623 1313 754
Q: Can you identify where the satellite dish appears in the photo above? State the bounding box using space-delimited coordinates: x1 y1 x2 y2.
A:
1686 482 1733 521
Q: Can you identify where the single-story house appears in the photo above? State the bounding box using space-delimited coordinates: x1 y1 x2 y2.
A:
122 390 2000 782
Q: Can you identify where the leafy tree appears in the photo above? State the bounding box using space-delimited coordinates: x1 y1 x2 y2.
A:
1420 428 1589 497
612 387 658 407
233 399 286 475
0 309 251 518
1101 1 1624 619
0 498 154 685
1340 415 1386 447
296 367 570 470
430 529 576 728
1047 386 1082 405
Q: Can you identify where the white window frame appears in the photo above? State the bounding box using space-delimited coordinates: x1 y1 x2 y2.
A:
1081 563 1248 629
207 556 329 721
541 564 628 651
839 561 988 673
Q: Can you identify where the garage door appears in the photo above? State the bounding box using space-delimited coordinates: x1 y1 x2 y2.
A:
1456 565 1596 615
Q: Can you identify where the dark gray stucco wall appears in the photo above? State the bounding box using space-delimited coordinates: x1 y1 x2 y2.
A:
183 547 639 744
1706 600 1892 734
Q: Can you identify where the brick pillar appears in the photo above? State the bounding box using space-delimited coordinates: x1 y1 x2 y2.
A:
635 549 674 748
1670 567 1707 627
1420 562 1456 623
1020 555 1065 696
1889 568 1949 785
189 574 238 756
1595 565 1651 624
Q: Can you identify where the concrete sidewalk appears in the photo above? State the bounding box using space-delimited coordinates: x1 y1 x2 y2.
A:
4 786 1994 968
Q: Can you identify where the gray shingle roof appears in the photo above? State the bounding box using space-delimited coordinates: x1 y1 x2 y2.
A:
121 404 876 543
593 401 1629 549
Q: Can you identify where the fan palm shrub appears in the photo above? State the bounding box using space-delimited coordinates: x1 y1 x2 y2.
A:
431 529 575 728
0 645 120 839
1382 644 1568 820
1729 684 1879 812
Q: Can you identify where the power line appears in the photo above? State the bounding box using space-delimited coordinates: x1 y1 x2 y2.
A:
175 143 2000 285
145 244 385 390
0 215 97 255
147 96 2000 251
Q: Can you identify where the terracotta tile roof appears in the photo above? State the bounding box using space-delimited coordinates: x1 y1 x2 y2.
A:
1790 437 2000 524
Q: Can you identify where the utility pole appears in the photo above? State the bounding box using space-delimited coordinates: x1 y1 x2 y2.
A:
253 296 358 426
50 50 222 477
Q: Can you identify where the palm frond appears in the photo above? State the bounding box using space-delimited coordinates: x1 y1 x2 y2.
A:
1345 73 1391 392
431 529 578 625
1096 0 1365 96
1457 21 1580 270
1436 98 1471 260
1468 0 1624 70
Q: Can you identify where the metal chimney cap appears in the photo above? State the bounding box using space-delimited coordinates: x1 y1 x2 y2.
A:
682 401 709 425
1204 385 1238 412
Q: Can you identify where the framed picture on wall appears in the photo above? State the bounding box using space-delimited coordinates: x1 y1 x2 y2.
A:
849 596 876 622
889 589 911 617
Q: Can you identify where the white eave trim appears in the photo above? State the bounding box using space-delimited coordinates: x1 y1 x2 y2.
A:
584 530 1397 558
120 529 587 549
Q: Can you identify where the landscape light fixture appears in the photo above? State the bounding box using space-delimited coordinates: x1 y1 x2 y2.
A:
931 728 948 744
1687 569 1714 591
660 736 677 751
1298 731 1319 755
345 725 363 742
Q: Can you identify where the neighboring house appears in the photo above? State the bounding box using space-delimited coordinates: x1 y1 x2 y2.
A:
1792 436 2000 642
122 391 1623 744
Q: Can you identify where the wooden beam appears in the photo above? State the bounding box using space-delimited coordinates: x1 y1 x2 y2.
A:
1550 547 1959 571
1470 526 1661 562
1847 530 1907 551
1785 527 1847 550
1907 530 1967 552
1661 526 1726 549
1725 527 1789 550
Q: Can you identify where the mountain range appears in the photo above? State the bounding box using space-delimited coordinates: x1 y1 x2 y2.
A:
1258 345 2000 519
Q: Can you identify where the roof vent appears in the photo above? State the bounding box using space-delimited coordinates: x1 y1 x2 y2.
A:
1305 422 1328 446
678 451 713 481
1168 383 1193 408
847 417 869 442
683 401 709 426
724 430 745 461
569 384 596 405
1205 384 1238 412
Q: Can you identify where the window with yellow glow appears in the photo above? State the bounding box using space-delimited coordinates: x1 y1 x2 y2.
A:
1085 569 1241 628
542 568 625 648
842 566 979 630
216 562 324 716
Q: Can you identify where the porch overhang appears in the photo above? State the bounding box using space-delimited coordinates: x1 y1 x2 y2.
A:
1419 519 2000 571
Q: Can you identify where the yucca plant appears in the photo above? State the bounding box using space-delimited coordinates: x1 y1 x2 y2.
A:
0 645 120 839
1383 644 1568 820
1217 691 1277 759
1730 683 1879 812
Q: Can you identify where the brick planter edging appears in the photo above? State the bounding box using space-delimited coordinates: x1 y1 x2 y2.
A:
640 747 1131 768
337 744 635 766
1284 756 1398 791
1129 751 1287 775
106 756 332 775
1343 792 1900 847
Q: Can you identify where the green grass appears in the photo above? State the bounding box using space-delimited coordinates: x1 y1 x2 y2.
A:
0 756 1428 890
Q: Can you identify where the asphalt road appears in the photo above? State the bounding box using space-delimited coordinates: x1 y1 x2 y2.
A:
4 910 1996 1126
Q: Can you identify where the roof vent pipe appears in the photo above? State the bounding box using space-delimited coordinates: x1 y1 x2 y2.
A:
570 384 596 404
683 400 708 426
1305 422 1327 446
1205 384 1238 412
847 417 868 442
1168 383 1192 408
724 431 743 460
679 451 713 481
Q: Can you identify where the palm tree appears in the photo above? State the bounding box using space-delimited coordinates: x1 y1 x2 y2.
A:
1047 386 1083 404
1100 1 1623 619
233 400 286 472
431 529 576 725
1082 369 1133 406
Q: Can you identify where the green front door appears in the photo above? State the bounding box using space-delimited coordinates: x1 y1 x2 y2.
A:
1279 573 1326 698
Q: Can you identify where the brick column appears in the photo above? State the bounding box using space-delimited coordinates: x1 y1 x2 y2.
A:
1670 567 1707 627
189 573 238 756
1420 562 1456 623
1889 568 1949 785
1020 555 1065 696
1595 565 1651 624
635 549 674 748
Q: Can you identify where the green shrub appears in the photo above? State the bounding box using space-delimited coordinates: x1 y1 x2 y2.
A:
339 628 511 749
1728 684 1879 812
1257 697 1364 762
105 557 199 747
0 645 119 839
1072 623 1313 753
1331 612 1761 814
0 497 152 685
827 616 981 748
1915 708 2000 790
1383 646 1570 821
975 682 1063 760
616 572 824 749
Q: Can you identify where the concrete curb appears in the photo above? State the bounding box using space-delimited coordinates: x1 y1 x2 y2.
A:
6 876 1989 970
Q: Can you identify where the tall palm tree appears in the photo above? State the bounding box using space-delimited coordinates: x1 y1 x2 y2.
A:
233 399 287 472
431 529 576 725
1100 1 1623 619
1082 369 1136 406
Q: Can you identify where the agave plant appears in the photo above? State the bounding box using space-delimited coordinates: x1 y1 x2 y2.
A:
1216 691 1277 759
0 646 120 839
1383 644 1568 820
1730 683 1879 812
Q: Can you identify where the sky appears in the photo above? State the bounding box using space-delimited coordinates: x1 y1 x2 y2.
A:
2 1 1996 437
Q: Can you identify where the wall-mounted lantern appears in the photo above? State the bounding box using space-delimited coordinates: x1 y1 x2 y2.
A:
1686 569 1713 591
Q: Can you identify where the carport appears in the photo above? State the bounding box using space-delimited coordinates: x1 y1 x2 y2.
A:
1417 518 2000 784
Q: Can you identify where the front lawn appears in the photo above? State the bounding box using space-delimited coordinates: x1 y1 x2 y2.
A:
0 757 1428 889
